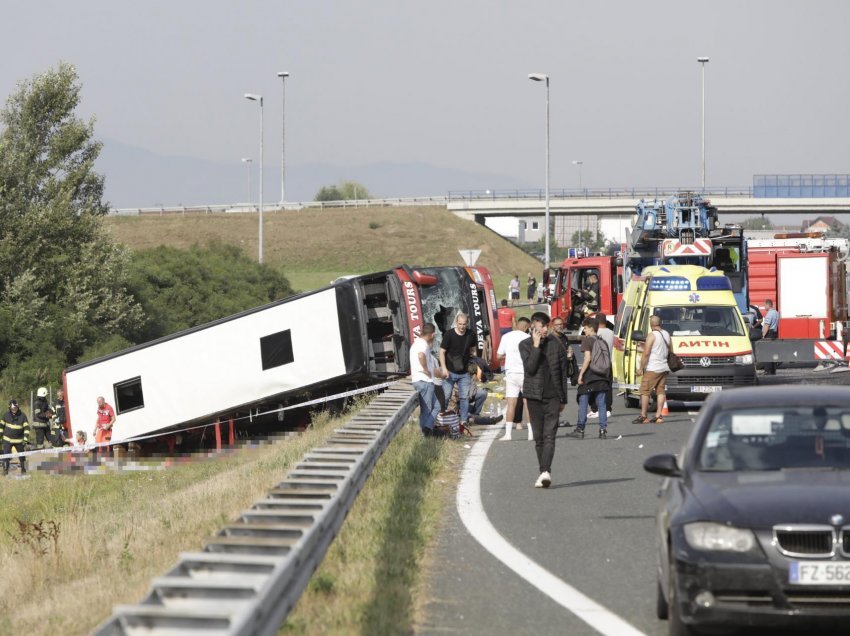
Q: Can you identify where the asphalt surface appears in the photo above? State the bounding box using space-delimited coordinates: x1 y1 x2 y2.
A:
419 368 850 636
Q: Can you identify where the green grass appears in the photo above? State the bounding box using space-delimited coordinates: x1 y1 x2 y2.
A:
0 409 348 635
106 206 542 293
281 421 463 635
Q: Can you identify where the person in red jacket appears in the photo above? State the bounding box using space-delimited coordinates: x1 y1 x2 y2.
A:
497 299 517 336
93 396 116 455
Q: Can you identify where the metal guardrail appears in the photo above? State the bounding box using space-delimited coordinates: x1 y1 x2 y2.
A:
446 187 754 200
108 188 762 216
109 197 449 216
92 382 417 636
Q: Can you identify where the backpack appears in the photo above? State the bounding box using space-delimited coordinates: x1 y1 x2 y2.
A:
589 336 611 376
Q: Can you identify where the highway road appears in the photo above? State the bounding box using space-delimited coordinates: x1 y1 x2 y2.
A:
419 378 850 636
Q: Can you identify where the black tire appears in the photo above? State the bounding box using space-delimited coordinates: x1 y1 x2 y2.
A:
668 551 700 636
656 578 669 620
625 392 640 409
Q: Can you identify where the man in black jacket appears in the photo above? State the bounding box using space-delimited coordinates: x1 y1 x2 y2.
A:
520 312 569 488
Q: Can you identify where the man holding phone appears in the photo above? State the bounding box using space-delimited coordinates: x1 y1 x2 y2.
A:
519 312 569 488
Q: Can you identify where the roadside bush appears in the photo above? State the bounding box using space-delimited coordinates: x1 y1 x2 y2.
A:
125 241 294 343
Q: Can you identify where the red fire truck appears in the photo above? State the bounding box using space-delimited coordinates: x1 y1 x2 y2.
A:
747 234 850 365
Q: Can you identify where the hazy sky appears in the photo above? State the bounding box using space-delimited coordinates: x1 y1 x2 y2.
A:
3 1 849 193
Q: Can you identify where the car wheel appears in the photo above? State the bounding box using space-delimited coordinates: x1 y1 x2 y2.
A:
625 392 640 409
668 551 700 636
656 578 669 620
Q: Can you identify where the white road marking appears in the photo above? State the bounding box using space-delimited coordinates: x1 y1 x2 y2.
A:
456 427 648 636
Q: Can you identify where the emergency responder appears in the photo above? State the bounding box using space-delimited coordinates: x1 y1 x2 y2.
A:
32 386 51 448
45 407 65 446
570 271 600 328
2 400 31 475
54 388 67 435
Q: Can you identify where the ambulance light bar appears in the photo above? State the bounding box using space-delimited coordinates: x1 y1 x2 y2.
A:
648 277 691 291
696 276 732 291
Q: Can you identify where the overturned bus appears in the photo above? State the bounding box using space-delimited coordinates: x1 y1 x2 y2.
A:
62 265 501 447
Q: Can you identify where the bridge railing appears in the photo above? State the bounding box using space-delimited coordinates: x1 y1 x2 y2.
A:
109 197 450 216
446 186 754 200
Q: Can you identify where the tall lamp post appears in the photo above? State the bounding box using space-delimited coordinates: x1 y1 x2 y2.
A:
697 57 709 190
241 157 253 208
276 71 289 206
571 160 583 189
244 93 264 263
528 72 550 269
572 160 584 249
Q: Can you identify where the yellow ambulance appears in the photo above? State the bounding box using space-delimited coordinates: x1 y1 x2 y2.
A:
612 264 756 407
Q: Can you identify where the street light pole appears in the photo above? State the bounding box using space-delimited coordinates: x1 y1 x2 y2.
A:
571 160 583 190
276 71 289 206
697 57 709 191
529 73 550 269
244 93 264 263
241 158 253 208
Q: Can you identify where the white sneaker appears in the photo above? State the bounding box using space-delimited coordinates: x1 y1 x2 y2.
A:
500 433 511 441
587 410 599 419
527 427 534 441
606 411 612 418
534 471 551 488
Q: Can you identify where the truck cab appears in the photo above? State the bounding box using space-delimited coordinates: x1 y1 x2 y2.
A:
546 248 624 339
614 265 757 407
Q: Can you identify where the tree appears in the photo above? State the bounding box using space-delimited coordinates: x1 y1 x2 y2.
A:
740 216 774 230
314 180 372 201
0 63 142 396
125 242 294 344
570 229 607 253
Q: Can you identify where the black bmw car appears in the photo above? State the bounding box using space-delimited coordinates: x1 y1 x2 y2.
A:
645 385 850 635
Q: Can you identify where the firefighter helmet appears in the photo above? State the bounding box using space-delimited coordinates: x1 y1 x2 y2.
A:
37 387 48 397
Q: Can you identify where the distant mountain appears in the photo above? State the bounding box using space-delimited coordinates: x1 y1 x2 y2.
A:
96 139 530 209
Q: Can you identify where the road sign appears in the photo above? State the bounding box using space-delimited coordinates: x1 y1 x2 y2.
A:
459 249 481 266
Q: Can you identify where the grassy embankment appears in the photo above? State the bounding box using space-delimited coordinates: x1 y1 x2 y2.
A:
0 403 462 635
106 205 543 296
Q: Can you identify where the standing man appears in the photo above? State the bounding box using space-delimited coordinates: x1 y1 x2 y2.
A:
633 315 671 424
762 298 780 376
550 316 575 427
32 387 51 449
440 313 476 426
93 396 116 455
588 313 614 420
527 272 537 304
497 299 517 337
1 400 30 475
520 312 569 488
509 274 521 306
574 318 611 439
410 323 441 436
54 388 67 439
497 317 532 441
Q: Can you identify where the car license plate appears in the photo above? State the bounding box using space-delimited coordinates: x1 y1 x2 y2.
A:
691 385 722 393
789 562 850 585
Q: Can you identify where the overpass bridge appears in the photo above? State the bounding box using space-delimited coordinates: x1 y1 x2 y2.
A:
446 188 850 222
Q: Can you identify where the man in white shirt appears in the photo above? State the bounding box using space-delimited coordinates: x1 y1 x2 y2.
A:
410 323 441 435
497 317 532 441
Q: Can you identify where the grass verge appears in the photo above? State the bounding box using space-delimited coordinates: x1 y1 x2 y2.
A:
281 420 463 635
0 408 348 635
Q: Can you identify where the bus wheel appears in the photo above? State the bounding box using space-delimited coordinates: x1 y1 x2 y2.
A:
624 392 640 409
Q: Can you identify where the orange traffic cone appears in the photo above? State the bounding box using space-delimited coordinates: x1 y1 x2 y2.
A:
661 399 669 417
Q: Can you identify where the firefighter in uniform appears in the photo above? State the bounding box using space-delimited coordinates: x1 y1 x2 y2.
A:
570 271 600 329
2 400 31 475
32 386 51 448
54 388 67 437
